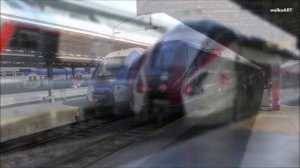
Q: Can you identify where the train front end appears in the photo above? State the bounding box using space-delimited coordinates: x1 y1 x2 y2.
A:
88 56 126 111
88 48 144 116
132 20 261 123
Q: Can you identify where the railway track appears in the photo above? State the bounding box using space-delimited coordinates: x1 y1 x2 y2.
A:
40 123 159 168
0 115 117 154
0 115 167 168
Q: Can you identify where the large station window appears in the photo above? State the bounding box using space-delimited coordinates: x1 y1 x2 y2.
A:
9 28 39 49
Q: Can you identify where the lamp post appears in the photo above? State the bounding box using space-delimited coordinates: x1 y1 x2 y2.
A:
112 13 155 39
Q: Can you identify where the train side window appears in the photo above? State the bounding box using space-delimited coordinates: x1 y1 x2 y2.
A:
0 72 3 77
5 71 14 77
16 71 23 76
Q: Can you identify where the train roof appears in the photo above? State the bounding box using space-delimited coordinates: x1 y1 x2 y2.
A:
194 21 300 60
183 20 238 37
166 20 299 61
105 48 144 58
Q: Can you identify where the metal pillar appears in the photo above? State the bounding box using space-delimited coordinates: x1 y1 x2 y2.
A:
46 52 55 103
71 66 75 79
271 64 280 110
42 31 59 103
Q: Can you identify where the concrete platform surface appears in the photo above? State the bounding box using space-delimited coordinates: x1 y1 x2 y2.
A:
0 97 89 142
1 87 87 107
88 105 299 168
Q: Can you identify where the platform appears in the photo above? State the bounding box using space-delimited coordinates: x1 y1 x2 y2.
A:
88 104 299 168
1 87 88 107
0 97 90 142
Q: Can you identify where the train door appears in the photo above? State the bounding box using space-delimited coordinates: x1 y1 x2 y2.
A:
234 64 253 120
128 54 147 111
167 44 186 105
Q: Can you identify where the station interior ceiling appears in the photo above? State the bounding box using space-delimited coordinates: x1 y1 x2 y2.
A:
58 0 300 59
136 0 300 51
233 0 299 49
57 32 148 58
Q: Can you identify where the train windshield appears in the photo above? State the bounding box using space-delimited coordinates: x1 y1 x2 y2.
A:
148 40 199 71
149 40 183 70
97 57 125 79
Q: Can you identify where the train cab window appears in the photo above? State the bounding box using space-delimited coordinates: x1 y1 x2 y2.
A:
150 41 183 70
97 57 125 77
5 71 14 77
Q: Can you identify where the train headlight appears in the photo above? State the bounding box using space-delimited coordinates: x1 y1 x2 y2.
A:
183 86 193 95
137 83 147 93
